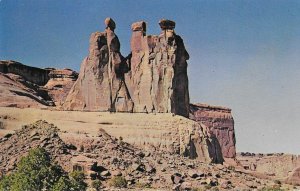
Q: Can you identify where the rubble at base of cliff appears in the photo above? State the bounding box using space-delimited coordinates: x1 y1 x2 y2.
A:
0 120 296 190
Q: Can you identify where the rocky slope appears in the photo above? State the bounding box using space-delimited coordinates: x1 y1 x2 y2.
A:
1 120 295 190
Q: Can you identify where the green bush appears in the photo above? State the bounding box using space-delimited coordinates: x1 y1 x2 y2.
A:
109 176 127 188
91 180 102 190
227 165 236 171
0 147 87 191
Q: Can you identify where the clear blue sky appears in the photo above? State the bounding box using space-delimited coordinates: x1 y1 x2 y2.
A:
1 0 300 154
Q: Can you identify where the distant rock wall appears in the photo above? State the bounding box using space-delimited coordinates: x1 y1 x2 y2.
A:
0 60 50 86
0 60 78 108
190 103 236 158
44 69 78 106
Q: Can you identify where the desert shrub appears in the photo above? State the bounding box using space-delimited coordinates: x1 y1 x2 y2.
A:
118 136 124 145
135 181 151 188
191 187 204 191
260 186 284 191
227 165 235 171
0 121 4 129
274 180 281 185
109 176 127 188
69 170 87 190
0 148 87 191
91 179 102 190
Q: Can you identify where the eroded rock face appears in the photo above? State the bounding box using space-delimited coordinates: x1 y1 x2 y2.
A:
64 19 189 117
126 20 190 117
0 60 51 86
190 103 236 158
0 73 53 108
63 18 133 112
44 69 78 106
237 153 300 180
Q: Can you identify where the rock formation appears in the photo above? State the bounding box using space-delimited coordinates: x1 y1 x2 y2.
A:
63 18 133 112
44 69 78 106
237 152 300 182
0 60 78 108
0 72 53 108
190 103 236 158
0 60 51 86
0 119 294 190
126 20 190 117
63 18 189 117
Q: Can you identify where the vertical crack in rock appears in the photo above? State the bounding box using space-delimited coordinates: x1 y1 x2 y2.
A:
126 19 190 117
64 18 190 117
63 18 133 112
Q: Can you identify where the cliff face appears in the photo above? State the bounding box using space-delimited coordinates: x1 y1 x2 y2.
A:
0 60 78 108
126 20 190 117
0 61 50 86
190 103 236 158
44 69 78 107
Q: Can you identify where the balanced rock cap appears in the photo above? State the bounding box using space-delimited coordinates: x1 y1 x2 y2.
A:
131 21 146 32
105 17 116 30
159 19 175 30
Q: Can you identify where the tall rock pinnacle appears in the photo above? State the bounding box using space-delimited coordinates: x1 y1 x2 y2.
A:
63 18 133 112
64 18 190 117
127 19 190 117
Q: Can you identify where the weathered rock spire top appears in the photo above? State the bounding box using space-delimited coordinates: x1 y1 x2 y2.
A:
131 21 146 32
104 17 116 31
159 19 176 30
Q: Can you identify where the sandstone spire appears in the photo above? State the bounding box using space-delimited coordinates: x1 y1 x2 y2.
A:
63 18 133 112
126 19 190 117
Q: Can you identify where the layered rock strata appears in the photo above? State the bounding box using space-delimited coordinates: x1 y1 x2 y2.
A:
44 69 78 106
0 60 51 86
190 103 236 158
0 73 53 108
0 61 78 108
